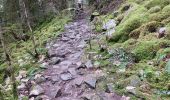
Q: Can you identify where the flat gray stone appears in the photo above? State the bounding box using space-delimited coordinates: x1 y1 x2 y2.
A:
49 57 61 65
49 86 62 98
60 73 73 81
68 68 77 76
92 95 101 100
30 85 44 96
51 75 60 83
73 77 84 86
81 93 94 100
84 75 97 89
85 60 93 69
59 61 72 70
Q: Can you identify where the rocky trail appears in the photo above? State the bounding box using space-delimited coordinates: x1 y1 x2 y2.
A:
18 16 128 100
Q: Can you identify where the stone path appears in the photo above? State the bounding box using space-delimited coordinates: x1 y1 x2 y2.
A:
18 19 128 100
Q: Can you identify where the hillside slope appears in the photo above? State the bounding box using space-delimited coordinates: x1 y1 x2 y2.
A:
89 0 170 99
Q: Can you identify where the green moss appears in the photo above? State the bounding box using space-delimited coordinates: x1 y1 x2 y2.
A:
129 21 163 39
162 5 170 13
132 40 170 60
129 28 141 39
149 73 170 91
149 12 170 22
139 21 163 37
115 14 124 24
162 17 170 25
164 27 170 40
157 48 170 57
110 3 149 42
128 0 146 4
148 6 161 13
144 0 170 9
122 39 137 50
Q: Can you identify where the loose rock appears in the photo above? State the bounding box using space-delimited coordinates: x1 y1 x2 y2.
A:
30 85 44 96
49 57 61 65
84 75 97 89
157 27 166 38
60 73 73 81
68 68 77 76
126 86 136 94
51 75 60 83
73 77 84 86
17 83 26 90
85 60 93 69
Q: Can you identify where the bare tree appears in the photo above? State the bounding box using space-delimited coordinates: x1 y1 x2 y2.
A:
0 26 18 99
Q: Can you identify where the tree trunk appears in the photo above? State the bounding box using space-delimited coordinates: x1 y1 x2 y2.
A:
0 26 18 99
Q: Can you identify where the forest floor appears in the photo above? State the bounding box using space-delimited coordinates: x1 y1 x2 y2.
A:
16 0 170 99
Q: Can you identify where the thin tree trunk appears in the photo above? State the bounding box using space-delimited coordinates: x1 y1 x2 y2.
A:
22 0 38 58
0 88 4 100
0 26 18 99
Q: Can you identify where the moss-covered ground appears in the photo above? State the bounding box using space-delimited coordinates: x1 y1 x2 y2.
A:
89 0 170 99
0 15 71 99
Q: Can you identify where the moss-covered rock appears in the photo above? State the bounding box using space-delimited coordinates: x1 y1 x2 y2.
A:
129 28 141 39
148 6 161 13
162 5 170 13
109 3 149 42
162 17 170 25
139 21 163 37
122 39 137 50
149 12 170 22
132 40 170 60
164 27 170 40
128 0 145 4
115 14 124 24
144 0 170 9
129 21 163 39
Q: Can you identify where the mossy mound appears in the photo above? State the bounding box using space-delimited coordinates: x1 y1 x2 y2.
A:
148 6 161 13
132 40 170 60
129 21 163 39
149 12 170 22
144 0 170 9
88 0 170 98
111 3 149 42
